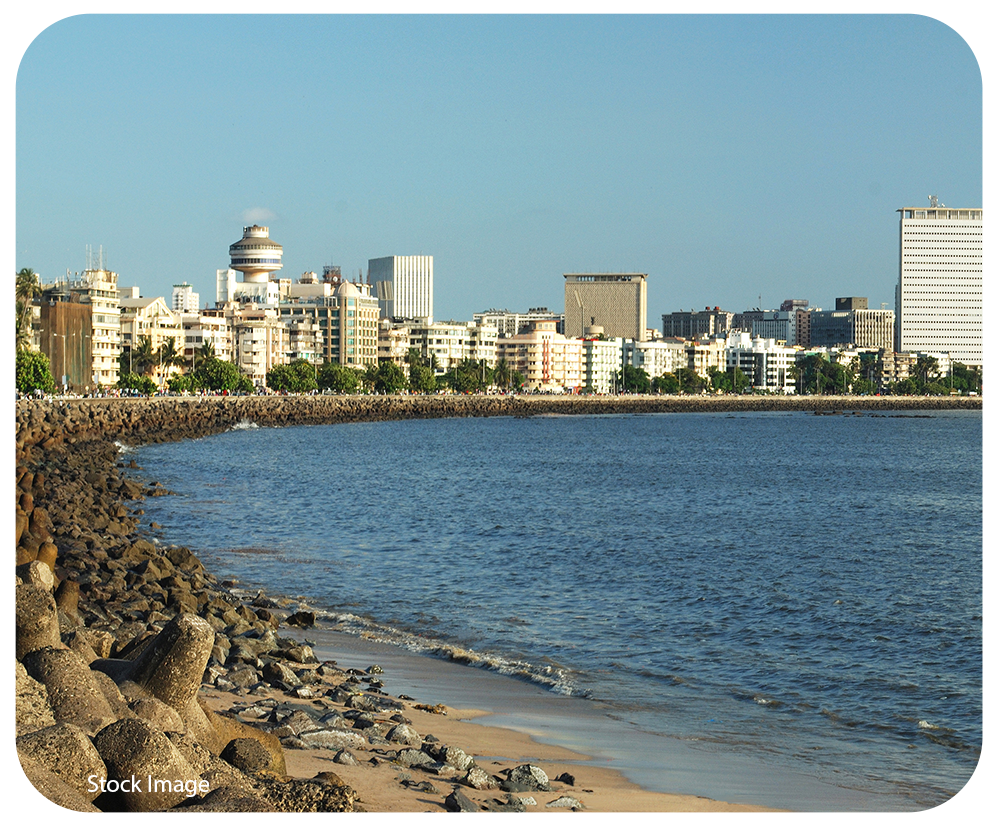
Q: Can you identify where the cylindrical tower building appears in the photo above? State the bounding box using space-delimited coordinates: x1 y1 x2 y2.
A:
229 225 283 283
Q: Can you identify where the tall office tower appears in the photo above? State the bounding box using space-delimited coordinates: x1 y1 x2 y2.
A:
895 200 982 365
367 255 434 322
564 273 648 341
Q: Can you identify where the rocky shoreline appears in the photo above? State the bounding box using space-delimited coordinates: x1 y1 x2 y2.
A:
13 394 981 812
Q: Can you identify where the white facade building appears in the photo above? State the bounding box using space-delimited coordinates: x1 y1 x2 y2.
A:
172 282 201 313
895 202 982 365
368 255 434 322
625 339 689 379
497 319 582 392
68 268 121 387
581 336 625 394
405 320 498 375
725 331 797 394
474 307 564 338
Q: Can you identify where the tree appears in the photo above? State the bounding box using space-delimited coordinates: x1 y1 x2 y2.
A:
118 372 157 395
914 355 939 385
192 340 217 371
266 359 317 393
493 357 513 392
195 357 253 392
409 362 437 394
157 336 187 383
15 268 41 351
16 349 55 395
651 372 679 394
617 364 650 394
126 336 157 377
317 362 362 394
373 361 408 394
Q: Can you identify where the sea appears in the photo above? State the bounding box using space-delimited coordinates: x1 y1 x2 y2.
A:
126 409 982 812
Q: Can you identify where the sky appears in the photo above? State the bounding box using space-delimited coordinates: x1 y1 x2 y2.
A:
13 9 984 326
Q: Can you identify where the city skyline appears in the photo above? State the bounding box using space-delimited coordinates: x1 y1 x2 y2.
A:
14 12 984 324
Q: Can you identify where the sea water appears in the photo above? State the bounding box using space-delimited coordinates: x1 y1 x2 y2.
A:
129 410 982 811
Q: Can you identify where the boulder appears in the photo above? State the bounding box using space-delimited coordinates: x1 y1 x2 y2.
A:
385 723 422 747
16 752 100 812
220 738 272 774
16 722 108 801
445 787 480 812
92 718 202 812
15 584 63 659
15 660 56 736
507 764 552 791
16 560 56 592
21 647 117 735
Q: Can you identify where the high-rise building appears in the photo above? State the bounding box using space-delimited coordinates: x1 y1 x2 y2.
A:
172 282 200 312
662 307 733 339
564 273 647 341
895 201 982 365
368 255 434 322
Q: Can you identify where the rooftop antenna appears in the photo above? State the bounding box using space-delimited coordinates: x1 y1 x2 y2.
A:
928 195 939 208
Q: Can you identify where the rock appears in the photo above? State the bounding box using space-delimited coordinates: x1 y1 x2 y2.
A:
92 718 202 812
463 765 499 790
15 660 56 736
129 697 186 733
332 749 360 766
16 722 108 801
507 764 551 791
21 647 117 735
297 729 366 751
206 711 286 775
262 660 302 688
15 583 63 659
554 771 576 786
249 775 356 812
546 795 584 809
444 787 480 812
286 610 316 627
284 644 319 664
393 748 434 768
385 723 422 747
16 560 56 591
16 752 101 812
220 738 273 774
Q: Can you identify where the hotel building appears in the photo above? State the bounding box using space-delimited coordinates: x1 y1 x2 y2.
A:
895 201 982 365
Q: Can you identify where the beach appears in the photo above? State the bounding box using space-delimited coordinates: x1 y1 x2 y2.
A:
13 394 981 812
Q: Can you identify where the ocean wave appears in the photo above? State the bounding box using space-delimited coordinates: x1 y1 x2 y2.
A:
230 419 260 431
307 606 581 696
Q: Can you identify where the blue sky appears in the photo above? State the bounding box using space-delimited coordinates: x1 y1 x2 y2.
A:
15 11 983 324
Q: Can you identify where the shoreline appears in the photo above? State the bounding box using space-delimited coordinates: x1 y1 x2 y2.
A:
13 395 981 812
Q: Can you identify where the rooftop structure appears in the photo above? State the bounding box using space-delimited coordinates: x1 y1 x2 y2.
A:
229 225 283 283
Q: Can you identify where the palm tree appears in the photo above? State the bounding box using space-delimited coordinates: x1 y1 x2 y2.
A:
15 268 40 350
130 336 157 377
192 339 216 371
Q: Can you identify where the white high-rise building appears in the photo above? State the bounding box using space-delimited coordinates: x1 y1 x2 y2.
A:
368 255 433 322
172 282 200 312
895 201 982 366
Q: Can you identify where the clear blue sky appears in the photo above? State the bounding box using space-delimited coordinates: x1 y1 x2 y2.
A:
15 12 983 323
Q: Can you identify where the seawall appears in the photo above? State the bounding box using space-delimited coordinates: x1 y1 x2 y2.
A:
14 393 983 453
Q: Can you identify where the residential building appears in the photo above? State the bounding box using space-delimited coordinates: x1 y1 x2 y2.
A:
564 273 647 341
725 331 796 394
368 255 434 322
625 338 688 378
895 201 982 365
474 307 564 338
687 336 728 379
119 295 184 383
378 320 413 367
228 305 287 387
405 319 498 375
179 309 231 367
581 330 625 394
172 282 201 312
497 319 582 392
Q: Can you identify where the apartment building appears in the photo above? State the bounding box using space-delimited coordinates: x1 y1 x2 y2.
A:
497 319 582 391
